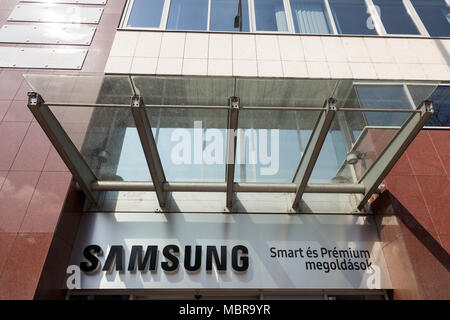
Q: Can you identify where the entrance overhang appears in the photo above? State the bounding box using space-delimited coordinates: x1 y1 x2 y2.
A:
24 75 436 212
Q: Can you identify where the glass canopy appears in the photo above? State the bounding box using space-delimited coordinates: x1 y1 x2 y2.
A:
24 74 437 211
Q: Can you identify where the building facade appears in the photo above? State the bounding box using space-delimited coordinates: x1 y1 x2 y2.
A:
0 0 448 300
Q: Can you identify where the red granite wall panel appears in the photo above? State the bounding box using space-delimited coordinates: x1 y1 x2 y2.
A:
377 130 450 300
0 0 127 300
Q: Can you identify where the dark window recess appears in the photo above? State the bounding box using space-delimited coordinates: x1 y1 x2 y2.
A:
426 86 450 127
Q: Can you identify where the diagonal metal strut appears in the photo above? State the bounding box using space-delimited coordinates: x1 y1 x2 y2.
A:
292 98 337 209
131 95 167 208
27 92 100 205
357 100 433 210
226 96 240 209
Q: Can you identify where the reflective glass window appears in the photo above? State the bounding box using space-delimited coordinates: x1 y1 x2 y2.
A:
328 0 377 35
127 0 165 28
426 86 450 127
254 0 289 32
372 0 420 35
411 0 450 37
167 0 209 31
289 0 333 34
210 0 250 32
355 85 413 126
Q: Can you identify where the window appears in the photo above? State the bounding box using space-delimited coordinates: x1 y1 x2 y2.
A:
410 0 450 37
122 0 447 37
426 86 450 127
355 85 412 126
289 0 333 34
210 0 250 32
126 0 165 28
166 0 209 30
254 0 289 32
372 0 420 35
328 0 377 35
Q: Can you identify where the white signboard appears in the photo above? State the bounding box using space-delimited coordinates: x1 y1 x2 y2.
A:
68 213 392 289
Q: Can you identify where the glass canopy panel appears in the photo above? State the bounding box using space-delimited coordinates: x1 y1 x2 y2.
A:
405 83 444 127
307 109 415 183
146 108 228 182
307 83 421 184
235 78 339 107
24 74 134 105
235 109 321 182
49 106 151 181
354 85 413 125
132 76 235 106
22 74 440 205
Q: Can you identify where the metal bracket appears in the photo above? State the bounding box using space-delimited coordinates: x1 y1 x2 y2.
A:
357 100 433 210
226 96 240 209
27 92 100 206
130 95 167 209
292 98 337 209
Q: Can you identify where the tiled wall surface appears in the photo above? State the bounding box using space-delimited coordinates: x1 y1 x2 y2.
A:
376 130 450 299
0 0 127 299
106 31 450 80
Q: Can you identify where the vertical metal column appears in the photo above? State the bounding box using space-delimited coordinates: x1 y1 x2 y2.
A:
292 98 337 209
357 100 433 210
27 92 100 205
226 96 240 209
131 95 167 208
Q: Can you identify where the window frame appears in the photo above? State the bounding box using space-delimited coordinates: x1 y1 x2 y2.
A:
120 0 447 38
366 0 431 37
408 0 450 37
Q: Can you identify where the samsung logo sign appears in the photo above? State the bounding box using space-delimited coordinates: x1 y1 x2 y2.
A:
79 245 249 274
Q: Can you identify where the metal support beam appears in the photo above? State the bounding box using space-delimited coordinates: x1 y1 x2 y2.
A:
226 96 240 209
91 181 366 194
292 98 337 209
131 95 167 208
27 92 100 205
357 100 433 210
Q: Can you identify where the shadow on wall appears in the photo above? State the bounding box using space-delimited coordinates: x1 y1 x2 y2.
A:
373 190 450 299
373 190 450 271
387 191 450 272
